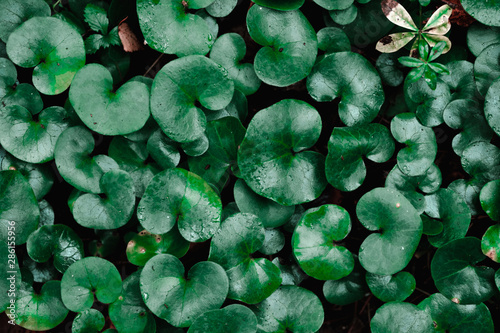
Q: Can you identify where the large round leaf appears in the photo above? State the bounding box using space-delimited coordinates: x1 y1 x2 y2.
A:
485 77 500 137
418 293 494 333
72 169 135 229
246 5 317 87
0 170 39 245
366 271 416 302
14 280 68 330
0 105 71 163
250 286 324 333
140 254 228 328
326 123 394 191
424 188 471 248
69 64 150 135
26 224 84 273
6 17 85 95
356 187 423 275
208 213 281 304
307 52 384 126
474 44 500 96
0 0 50 42
151 55 234 143
461 0 500 27
237 99 326 206
137 0 215 57
61 256 122 312
187 304 257 333
54 126 119 194
431 237 497 304
391 113 437 177
137 168 222 242
371 302 433 333
292 204 354 280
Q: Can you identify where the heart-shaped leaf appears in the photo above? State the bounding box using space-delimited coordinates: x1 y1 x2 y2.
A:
391 113 437 177
188 117 246 191
252 0 305 10
187 304 257 333
72 309 105 333
0 105 72 163
208 213 282 303
424 188 471 248
0 0 50 42
26 224 84 273
467 23 500 57
418 293 494 333
22 255 59 284
0 170 39 245
209 33 261 96
474 44 500 96
323 258 367 305
461 141 500 183
366 271 416 302
237 99 326 206
461 0 500 27
69 64 150 135
292 204 354 280
371 302 433 333
233 179 295 229
137 0 215 57
14 280 68 330
246 5 317 87
307 52 384 126
326 123 394 191
431 237 497 304
250 286 324 333
481 224 500 263
356 187 423 275
140 254 228 327
54 126 119 193
137 168 222 242
61 256 122 312
151 55 234 144
6 17 86 95
126 228 189 266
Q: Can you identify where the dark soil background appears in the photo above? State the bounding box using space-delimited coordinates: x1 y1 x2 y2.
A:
3 0 500 332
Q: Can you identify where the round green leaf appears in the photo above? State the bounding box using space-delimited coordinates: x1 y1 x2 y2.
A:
0 170 39 245
366 271 416 302
323 258 367 305
431 237 496 304
418 293 494 333
137 168 222 242
461 141 500 183
307 52 384 126
0 105 71 163
391 113 437 177
259 229 285 255
54 126 119 194
72 169 135 230
26 224 84 273
481 224 500 263
461 0 500 27
187 304 257 333
376 53 404 87
292 204 354 280
209 33 261 96
137 0 215 57
371 302 433 333
233 179 294 229
14 280 68 331
485 77 500 137
208 213 282 303
474 44 500 96
246 5 317 87
250 286 324 333
61 256 122 312
69 64 150 135
356 187 423 275
72 309 105 333
151 55 234 144
146 128 181 170
424 188 471 248
0 0 50 42
480 179 500 221
140 254 228 327
109 271 151 333
317 27 351 54
237 99 326 206
126 228 189 266
467 23 500 57
206 0 238 18
189 117 246 191
108 136 162 197
329 5 358 25
252 0 305 10
6 17 85 95
326 123 394 192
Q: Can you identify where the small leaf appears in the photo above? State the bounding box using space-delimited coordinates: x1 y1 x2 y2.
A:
423 66 438 90
329 5 358 26
376 32 417 53
317 27 351 54
422 33 451 54
427 62 449 74
380 0 418 31
428 41 447 62
84 4 109 34
481 224 500 263
422 5 452 35
72 309 105 333
406 66 425 83
85 34 107 54
398 56 424 68
418 39 429 60
366 271 416 302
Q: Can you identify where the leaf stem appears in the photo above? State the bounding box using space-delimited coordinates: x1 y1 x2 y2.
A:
144 53 164 77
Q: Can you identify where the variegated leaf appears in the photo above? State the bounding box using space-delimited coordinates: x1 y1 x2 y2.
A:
376 32 417 53
381 0 418 31
422 34 451 54
422 5 452 35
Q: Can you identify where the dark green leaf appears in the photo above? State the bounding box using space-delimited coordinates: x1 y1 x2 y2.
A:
461 0 500 27
474 44 500 96
323 258 367 305
329 5 358 26
187 304 257 333
467 23 500 57
84 4 109 34
371 302 433 333
0 0 50 42
366 271 416 302
317 27 351 53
